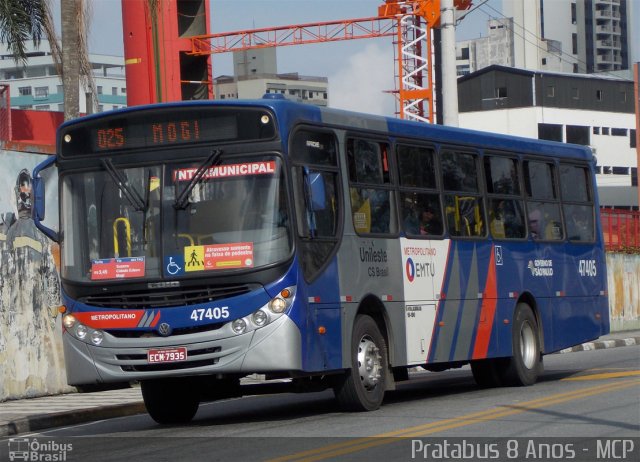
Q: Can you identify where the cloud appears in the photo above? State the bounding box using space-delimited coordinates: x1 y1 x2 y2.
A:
328 42 396 117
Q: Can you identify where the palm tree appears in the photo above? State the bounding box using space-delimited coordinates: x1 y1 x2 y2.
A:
0 0 95 120
61 0 95 120
0 0 59 65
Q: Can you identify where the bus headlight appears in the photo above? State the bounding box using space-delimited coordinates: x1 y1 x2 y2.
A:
268 298 287 313
232 319 247 334
252 310 269 327
90 330 104 345
75 324 88 340
63 314 76 329
268 286 296 314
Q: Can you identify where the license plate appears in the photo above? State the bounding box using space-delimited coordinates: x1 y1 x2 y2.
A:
147 347 188 364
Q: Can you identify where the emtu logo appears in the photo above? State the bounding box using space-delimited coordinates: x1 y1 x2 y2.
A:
406 258 416 282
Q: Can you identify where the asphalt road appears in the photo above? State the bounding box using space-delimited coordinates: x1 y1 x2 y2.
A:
6 346 640 462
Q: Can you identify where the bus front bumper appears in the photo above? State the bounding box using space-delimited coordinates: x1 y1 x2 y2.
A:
63 315 302 386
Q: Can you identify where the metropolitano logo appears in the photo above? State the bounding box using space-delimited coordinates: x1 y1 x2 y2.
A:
8 437 72 461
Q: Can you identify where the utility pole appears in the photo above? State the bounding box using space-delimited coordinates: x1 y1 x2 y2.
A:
635 62 639 209
441 0 459 126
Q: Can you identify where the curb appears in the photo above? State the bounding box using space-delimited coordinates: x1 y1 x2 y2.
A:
559 336 639 354
0 402 146 437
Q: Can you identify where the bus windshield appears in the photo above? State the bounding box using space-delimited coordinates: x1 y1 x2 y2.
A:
60 155 291 283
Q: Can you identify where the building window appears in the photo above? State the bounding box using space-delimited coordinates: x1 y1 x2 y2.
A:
571 3 577 24
56 85 63 94
18 86 31 96
542 58 547 65
35 105 50 110
34 87 49 99
97 86 103 95
538 123 563 142
596 89 603 101
602 127 610 135
593 127 600 135
631 129 637 148
566 125 590 145
546 86 555 97
573 63 579 73
611 128 627 137
495 87 507 98
572 33 578 54
121 88 126 94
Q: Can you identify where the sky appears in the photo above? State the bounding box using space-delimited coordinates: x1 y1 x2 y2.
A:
57 0 640 117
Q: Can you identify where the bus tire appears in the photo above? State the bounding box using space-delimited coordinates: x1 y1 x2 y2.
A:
502 303 542 386
471 358 507 388
141 378 200 424
334 315 387 412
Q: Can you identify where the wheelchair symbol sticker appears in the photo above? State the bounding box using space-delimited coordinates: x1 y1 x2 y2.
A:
164 256 185 276
495 245 504 266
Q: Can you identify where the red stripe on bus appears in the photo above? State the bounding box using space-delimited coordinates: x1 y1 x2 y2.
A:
472 248 498 359
150 311 161 327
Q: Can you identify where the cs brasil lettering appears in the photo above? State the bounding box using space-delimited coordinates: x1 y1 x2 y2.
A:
360 243 389 278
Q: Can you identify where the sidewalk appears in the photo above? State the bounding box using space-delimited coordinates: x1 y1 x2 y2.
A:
1 330 638 437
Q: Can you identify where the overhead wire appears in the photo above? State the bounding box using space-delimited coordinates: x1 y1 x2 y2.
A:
466 1 632 82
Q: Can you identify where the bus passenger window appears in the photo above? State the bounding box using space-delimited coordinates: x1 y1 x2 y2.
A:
440 149 485 237
560 164 594 242
524 160 563 241
484 156 525 239
400 192 443 237
347 138 396 236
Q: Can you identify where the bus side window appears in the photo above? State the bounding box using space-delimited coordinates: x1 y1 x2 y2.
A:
440 149 485 237
524 160 564 241
560 164 595 242
484 156 526 239
347 138 396 235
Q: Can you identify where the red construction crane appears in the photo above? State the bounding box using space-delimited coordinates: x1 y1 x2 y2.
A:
122 1 471 123
188 0 471 123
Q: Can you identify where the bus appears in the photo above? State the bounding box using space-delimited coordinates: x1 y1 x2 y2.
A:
32 95 609 423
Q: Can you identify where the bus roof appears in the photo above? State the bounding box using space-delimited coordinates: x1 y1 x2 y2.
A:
60 96 594 162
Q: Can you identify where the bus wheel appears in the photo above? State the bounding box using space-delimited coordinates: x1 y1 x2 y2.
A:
503 303 542 386
141 378 200 424
471 358 507 388
334 315 387 411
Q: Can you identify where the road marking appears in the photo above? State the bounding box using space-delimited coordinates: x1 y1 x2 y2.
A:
561 370 640 381
268 379 639 462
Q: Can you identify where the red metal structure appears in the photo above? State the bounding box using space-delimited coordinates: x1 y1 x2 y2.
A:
121 1 471 121
122 0 213 106
601 209 640 252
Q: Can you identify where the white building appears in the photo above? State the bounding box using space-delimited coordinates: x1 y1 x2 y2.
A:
214 48 328 106
0 40 126 113
458 0 636 78
457 65 637 208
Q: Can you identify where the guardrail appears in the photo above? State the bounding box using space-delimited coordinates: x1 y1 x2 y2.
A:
601 209 640 252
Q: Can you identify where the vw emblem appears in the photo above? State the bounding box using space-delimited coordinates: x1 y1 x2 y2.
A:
158 322 172 337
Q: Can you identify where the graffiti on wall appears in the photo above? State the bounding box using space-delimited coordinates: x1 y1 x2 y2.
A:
0 150 69 401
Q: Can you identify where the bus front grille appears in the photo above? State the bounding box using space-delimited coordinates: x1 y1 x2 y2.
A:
80 283 256 309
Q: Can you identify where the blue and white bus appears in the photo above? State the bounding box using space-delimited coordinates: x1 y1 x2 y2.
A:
33 96 609 423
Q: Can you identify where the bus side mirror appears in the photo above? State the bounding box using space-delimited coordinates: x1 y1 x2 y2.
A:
308 172 326 211
32 156 59 242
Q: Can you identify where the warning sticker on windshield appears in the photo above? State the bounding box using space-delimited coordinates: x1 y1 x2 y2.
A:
174 161 276 182
90 257 146 280
184 243 254 272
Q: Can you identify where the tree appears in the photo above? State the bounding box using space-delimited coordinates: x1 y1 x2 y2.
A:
0 0 59 65
61 0 95 120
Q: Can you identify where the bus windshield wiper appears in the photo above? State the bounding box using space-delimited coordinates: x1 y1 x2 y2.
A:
173 149 223 210
101 158 146 211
